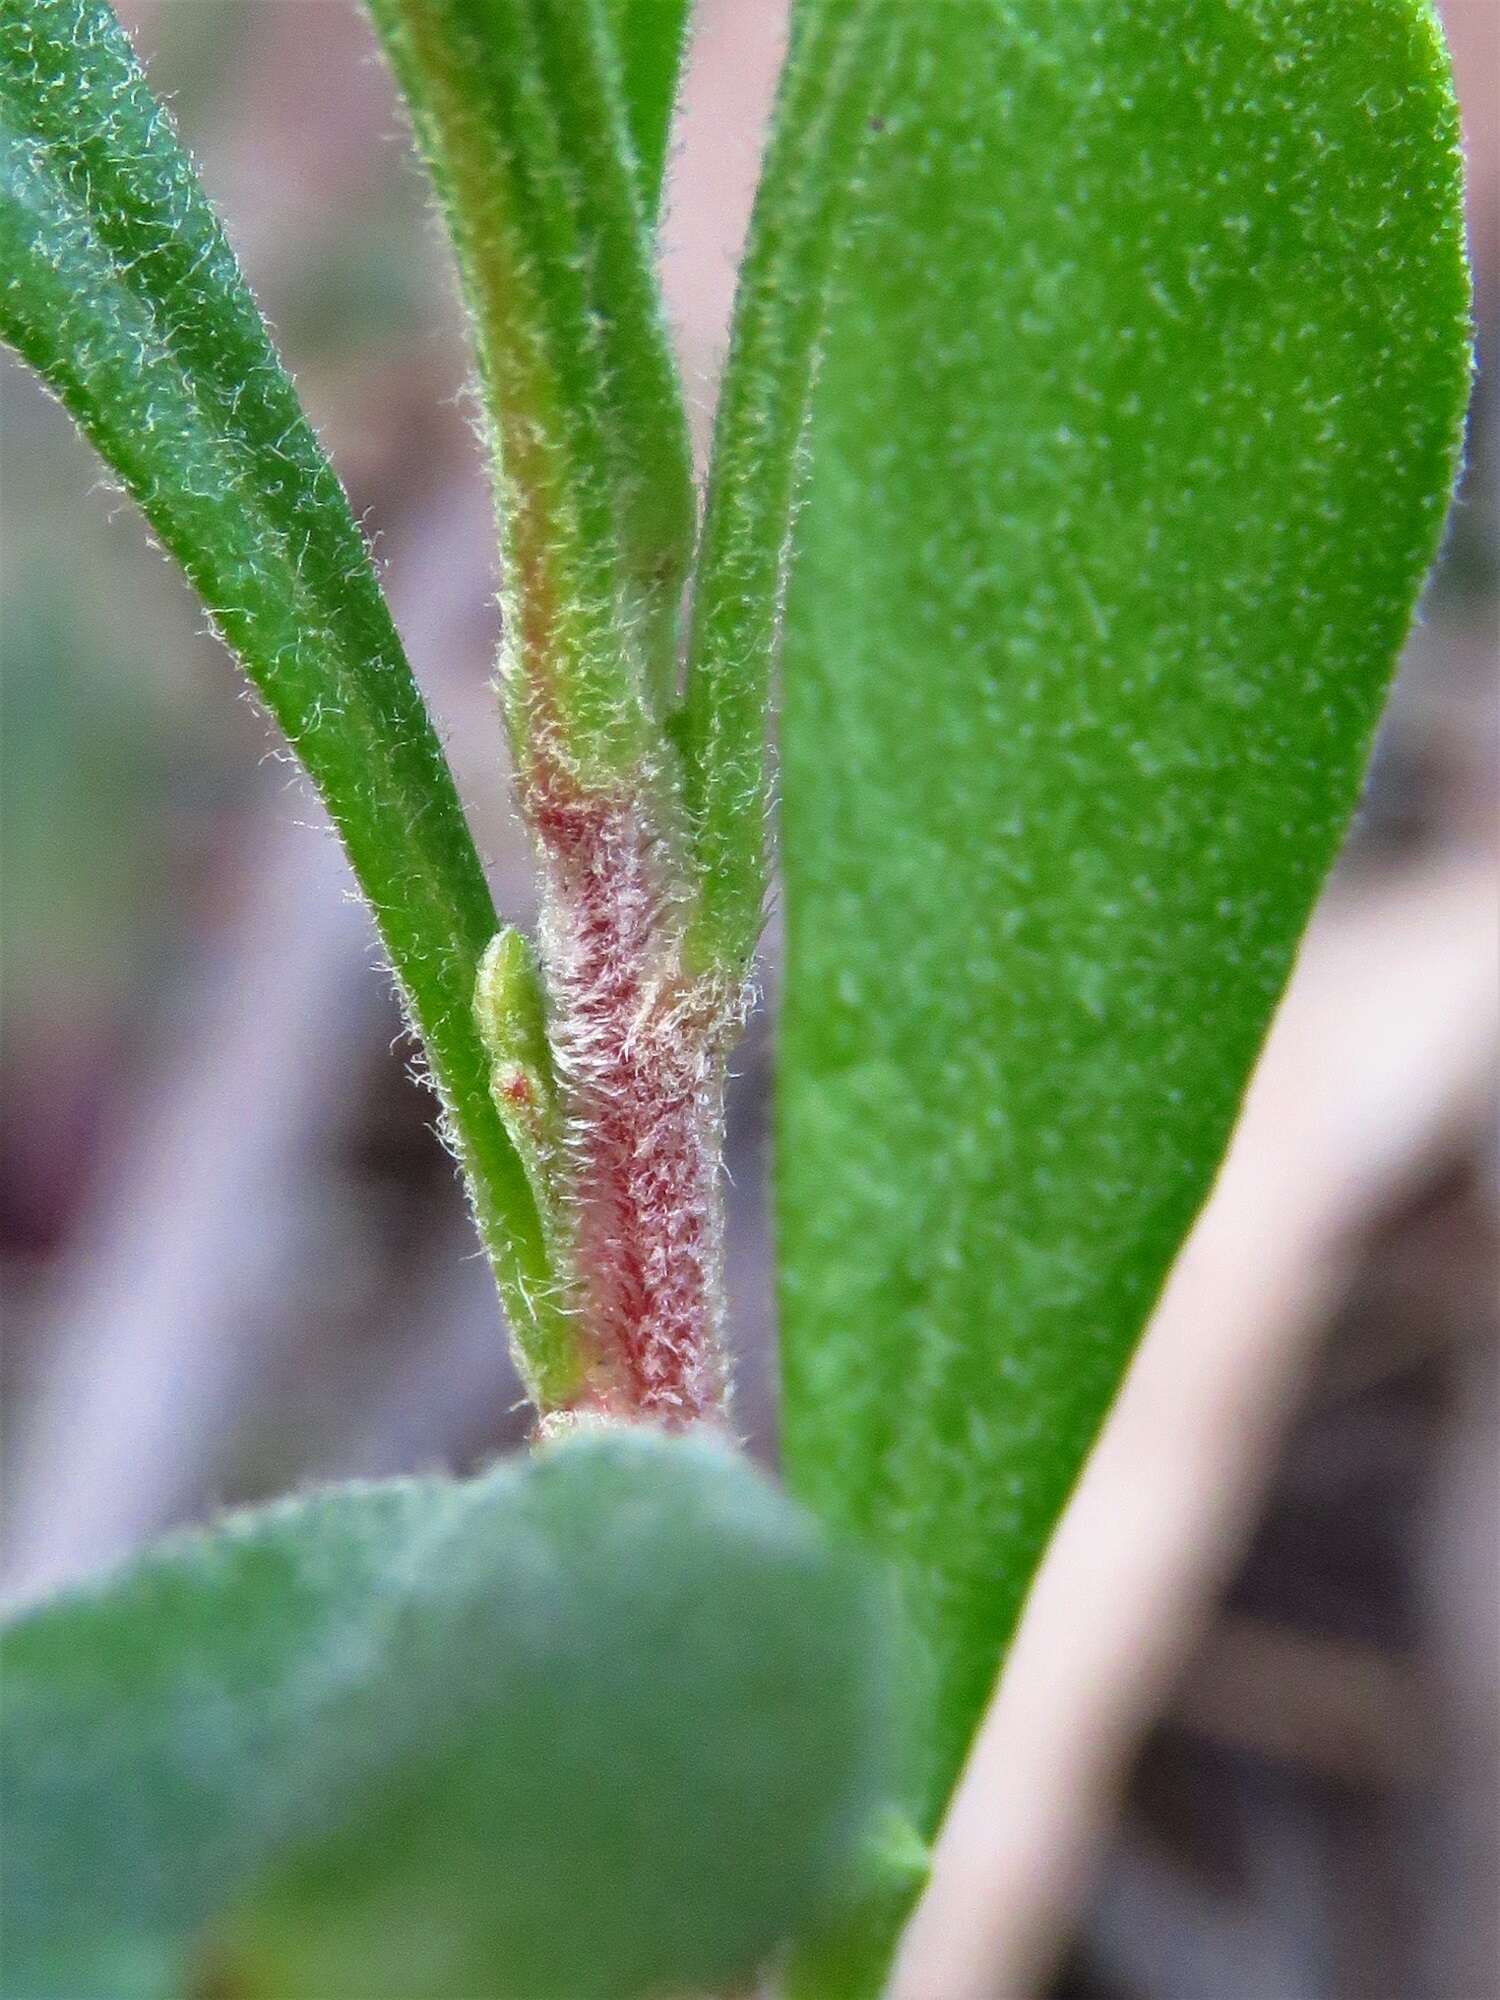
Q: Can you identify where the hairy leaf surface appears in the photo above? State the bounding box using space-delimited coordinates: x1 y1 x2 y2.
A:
774 0 1470 1882
0 0 569 1391
1 1431 898 2000
605 0 693 216
680 0 894 979
365 0 694 774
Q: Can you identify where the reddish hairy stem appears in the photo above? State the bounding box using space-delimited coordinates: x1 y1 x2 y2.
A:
528 763 737 1425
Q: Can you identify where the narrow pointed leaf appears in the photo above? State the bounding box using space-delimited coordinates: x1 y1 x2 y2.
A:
0 0 571 1392
365 0 695 775
775 0 1470 1893
678 0 895 978
1 1431 900 2000
605 0 693 217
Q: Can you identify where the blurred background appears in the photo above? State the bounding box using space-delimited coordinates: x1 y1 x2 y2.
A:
0 3 1494 1995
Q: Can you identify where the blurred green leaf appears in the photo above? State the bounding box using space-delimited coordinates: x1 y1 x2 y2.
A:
773 0 1471 1948
1 1430 900 2000
0 0 569 1390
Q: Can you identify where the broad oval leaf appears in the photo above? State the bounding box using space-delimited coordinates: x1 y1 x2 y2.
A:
771 0 1471 1888
1 1430 900 2000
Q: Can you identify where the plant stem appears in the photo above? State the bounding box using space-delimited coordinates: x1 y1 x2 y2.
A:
521 745 741 1427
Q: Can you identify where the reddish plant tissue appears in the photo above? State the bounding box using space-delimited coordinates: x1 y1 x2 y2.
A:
529 769 737 1427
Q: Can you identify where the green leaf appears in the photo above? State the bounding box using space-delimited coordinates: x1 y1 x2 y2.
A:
604 0 693 218
0 0 571 1397
1 1430 901 2000
365 0 695 778
678 0 896 979
774 0 1470 1889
